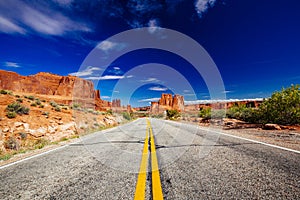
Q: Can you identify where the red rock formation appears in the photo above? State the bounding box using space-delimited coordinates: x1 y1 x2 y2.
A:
150 93 184 113
112 99 121 108
0 70 111 110
159 94 173 107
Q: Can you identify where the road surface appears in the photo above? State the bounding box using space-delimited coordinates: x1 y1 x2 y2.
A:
0 118 299 199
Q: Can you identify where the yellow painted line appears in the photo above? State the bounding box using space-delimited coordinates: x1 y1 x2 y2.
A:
148 119 164 200
134 124 149 200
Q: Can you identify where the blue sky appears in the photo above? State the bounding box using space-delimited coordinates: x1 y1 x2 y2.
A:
0 0 299 107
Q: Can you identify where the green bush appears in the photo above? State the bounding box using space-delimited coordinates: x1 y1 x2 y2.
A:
166 109 181 120
30 103 37 107
4 137 19 150
0 90 12 95
54 106 61 112
227 104 259 123
6 111 17 118
6 102 29 115
16 98 23 103
35 99 41 105
198 108 211 119
122 112 131 120
27 95 35 100
258 84 300 125
49 101 58 107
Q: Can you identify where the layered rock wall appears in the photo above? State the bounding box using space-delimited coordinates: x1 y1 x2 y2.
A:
0 70 111 110
150 93 184 114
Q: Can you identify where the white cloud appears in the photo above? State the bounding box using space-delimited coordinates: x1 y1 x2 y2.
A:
222 90 232 94
0 1 91 36
140 77 159 83
148 19 160 34
194 0 217 18
113 67 121 70
85 75 125 80
52 0 74 7
126 75 134 78
185 98 264 105
149 86 168 91
4 62 21 68
0 16 25 34
97 40 126 52
69 66 102 77
101 96 111 99
138 97 161 102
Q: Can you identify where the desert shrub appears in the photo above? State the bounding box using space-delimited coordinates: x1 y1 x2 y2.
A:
166 109 181 120
34 138 49 149
39 104 44 108
41 99 46 102
106 109 113 115
18 132 27 139
258 84 300 125
4 137 20 150
6 111 17 118
6 102 29 115
27 95 35 100
54 106 61 112
227 105 259 123
0 90 12 95
15 95 20 98
49 101 58 107
30 103 37 107
35 99 41 105
198 108 211 119
16 98 23 103
42 111 49 116
122 112 131 121
71 103 81 109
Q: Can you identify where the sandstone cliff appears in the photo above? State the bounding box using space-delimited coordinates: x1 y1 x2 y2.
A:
150 93 184 114
0 70 110 110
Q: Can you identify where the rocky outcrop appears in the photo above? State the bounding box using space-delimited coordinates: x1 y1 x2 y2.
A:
0 70 111 110
150 93 184 114
112 99 121 108
0 70 94 98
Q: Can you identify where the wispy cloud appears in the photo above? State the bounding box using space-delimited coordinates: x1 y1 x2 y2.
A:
127 75 134 78
140 77 160 83
4 61 21 68
149 86 168 91
85 75 125 80
101 96 111 99
97 40 126 52
222 90 232 94
148 19 160 34
138 97 161 102
69 66 102 77
0 16 25 34
0 1 91 37
194 0 217 18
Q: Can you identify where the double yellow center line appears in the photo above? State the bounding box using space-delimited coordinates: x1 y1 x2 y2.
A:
134 119 164 200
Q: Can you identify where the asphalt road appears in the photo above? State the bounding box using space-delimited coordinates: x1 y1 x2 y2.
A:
0 118 299 199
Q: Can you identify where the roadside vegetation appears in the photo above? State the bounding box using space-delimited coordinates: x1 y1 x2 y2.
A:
166 109 181 120
198 85 300 125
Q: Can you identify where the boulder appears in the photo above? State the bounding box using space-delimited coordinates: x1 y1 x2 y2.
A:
263 124 281 130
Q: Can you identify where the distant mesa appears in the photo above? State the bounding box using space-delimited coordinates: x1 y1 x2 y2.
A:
0 70 122 111
150 93 185 114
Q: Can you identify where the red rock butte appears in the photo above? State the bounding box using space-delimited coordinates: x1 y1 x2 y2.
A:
0 70 111 110
150 93 185 114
